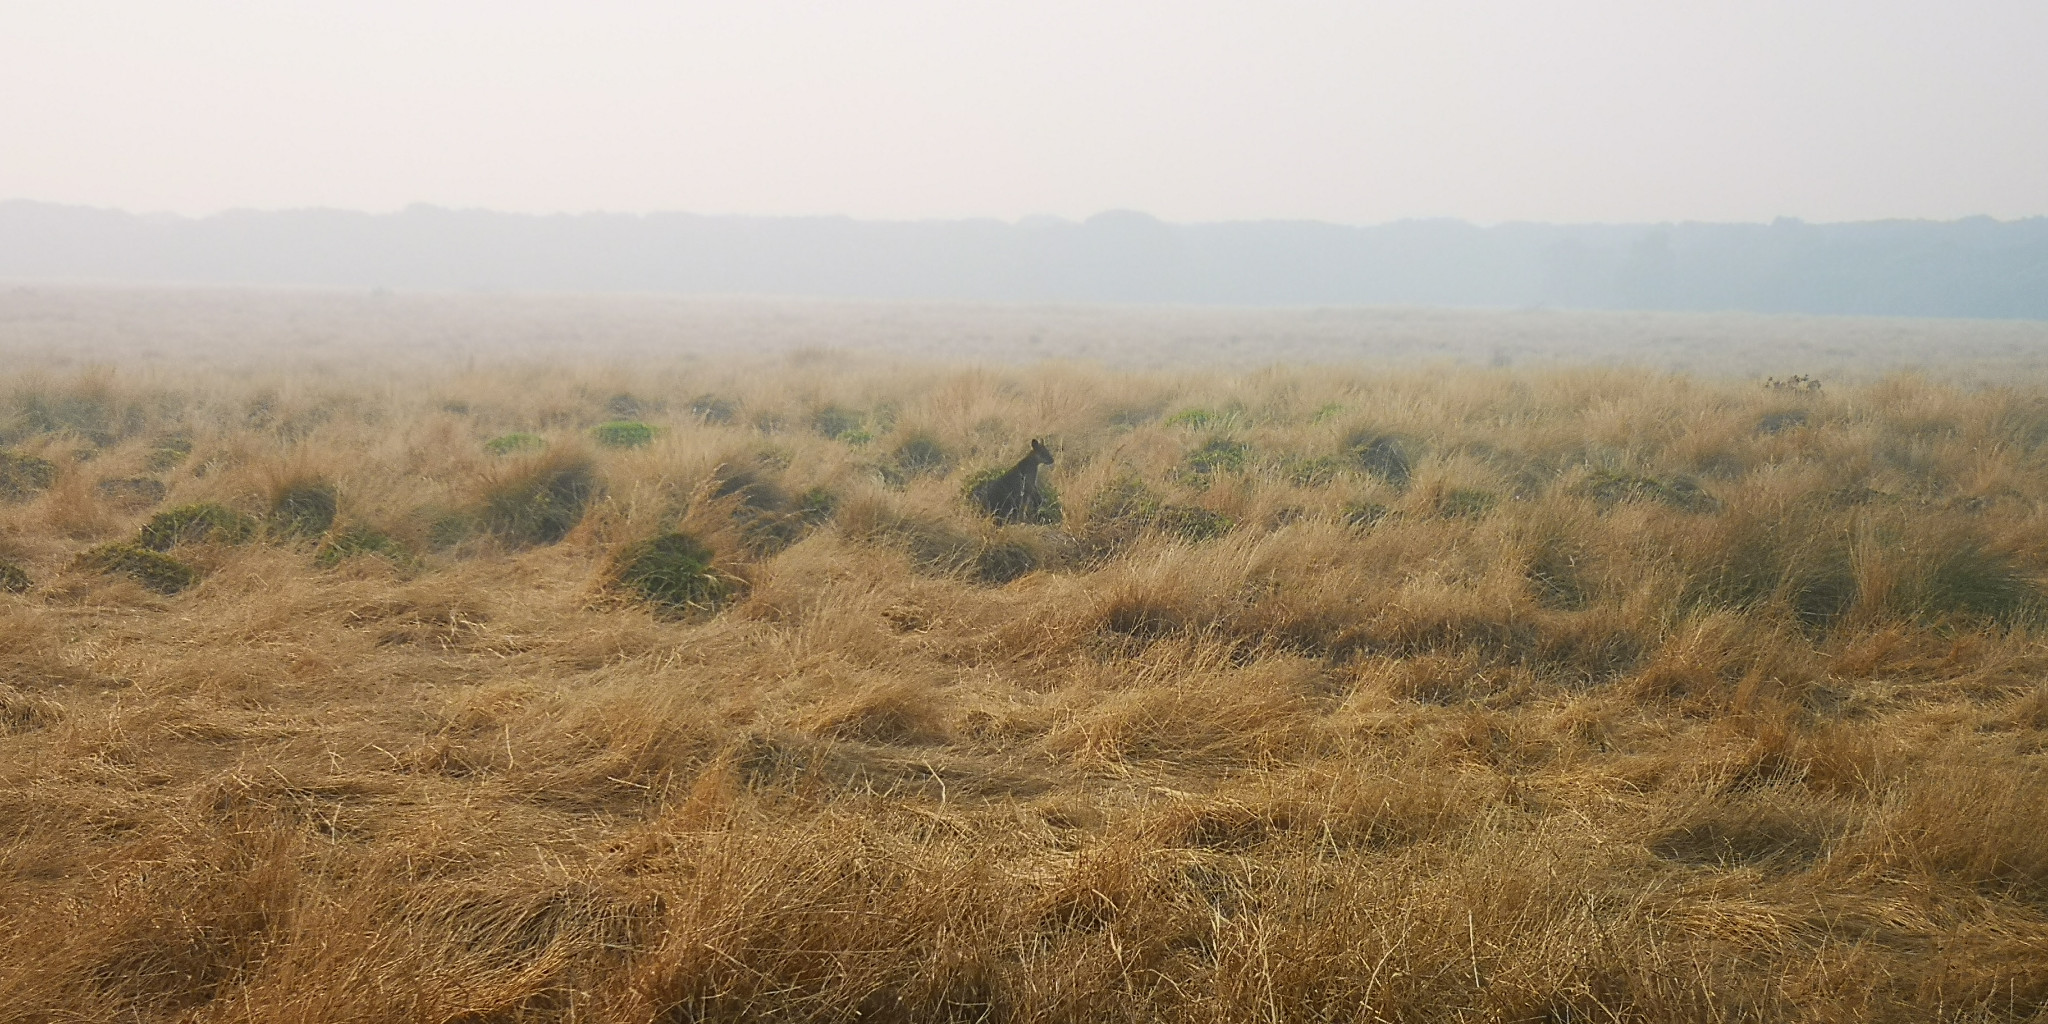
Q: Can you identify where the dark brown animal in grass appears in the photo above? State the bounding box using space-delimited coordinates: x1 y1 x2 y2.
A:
971 439 1054 524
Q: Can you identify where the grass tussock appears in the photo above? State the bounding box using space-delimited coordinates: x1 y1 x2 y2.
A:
138 502 259 550
8 355 2048 1021
478 451 600 546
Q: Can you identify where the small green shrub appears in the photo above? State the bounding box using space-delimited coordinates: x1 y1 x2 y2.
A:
611 532 732 614
480 454 599 546
74 543 198 595
143 435 194 472
1156 505 1234 542
485 432 547 455
593 421 656 449
139 503 258 551
1166 408 1219 430
0 559 30 594
270 479 338 537
0 452 58 502
314 525 412 568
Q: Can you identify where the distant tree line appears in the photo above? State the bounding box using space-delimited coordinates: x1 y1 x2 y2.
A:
2 201 2043 318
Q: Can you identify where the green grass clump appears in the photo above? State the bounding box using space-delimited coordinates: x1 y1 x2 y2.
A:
426 509 478 551
798 487 839 524
479 454 599 546
1181 437 1253 478
611 532 732 615
690 395 738 424
1166 408 1223 430
96 477 167 507
74 543 198 594
1155 505 1234 542
1283 454 1346 486
1684 512 1857 628
1340 501 1390 529
314 525 412 569
1436 488 1498 519
592 421 656 449
0 559 30 594
1348 432 1414 489
269 479 338 537
138 503 258 551
143 435 194 471
484 432 547 455
812 406 865 441
975 539 1040 584
891 432 952 478
1580 471 1717 513
1887 530 2041 625
0 452 58 502
713 466 815 555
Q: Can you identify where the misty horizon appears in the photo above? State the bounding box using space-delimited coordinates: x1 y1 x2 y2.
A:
5 200 2045 320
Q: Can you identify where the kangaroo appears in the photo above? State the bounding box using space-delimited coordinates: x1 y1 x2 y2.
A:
973 439 1054 524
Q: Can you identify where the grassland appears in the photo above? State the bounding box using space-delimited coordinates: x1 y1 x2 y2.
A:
5 296 2048 1021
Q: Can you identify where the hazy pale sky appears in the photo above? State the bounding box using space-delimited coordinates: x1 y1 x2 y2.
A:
3 1 2043 224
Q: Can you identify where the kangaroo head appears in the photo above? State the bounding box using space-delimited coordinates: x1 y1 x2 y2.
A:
1030 438 1054 466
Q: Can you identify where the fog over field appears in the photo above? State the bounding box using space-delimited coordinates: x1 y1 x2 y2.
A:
6 204 2047 319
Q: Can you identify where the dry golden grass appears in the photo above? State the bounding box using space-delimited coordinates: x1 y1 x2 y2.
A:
7 332 2048 1021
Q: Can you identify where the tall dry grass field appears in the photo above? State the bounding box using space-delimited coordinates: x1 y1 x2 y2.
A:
6 328 2048 1021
